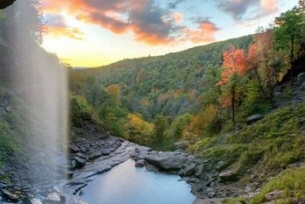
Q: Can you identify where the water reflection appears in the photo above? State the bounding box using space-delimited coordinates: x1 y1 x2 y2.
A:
82 159 195 204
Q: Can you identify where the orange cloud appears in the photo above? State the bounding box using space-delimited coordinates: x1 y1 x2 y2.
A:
261 0 278 12
41 0 219 45
41 0 88 13
174 12 183 23
46 26 85 40
41 0 179 44
184 21 220 43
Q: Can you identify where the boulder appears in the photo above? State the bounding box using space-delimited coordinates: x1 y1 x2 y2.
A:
0 181 7 188
215 161 225 171
144 152 187 171
194 164 204 177
80 146 87 153
101 148 112 155
246 114 264 125
174 141 190 150
71 160 76 169
1 189 19 201
74 156 86 169
75 152 87 160
46 192 65 204
178 169 185 176
69 144 80 153
219 170 239 183
297 72 305 83
184 163 197 176
88 151 101 160
206 187 216 198
135 160 145 168
265 190 284 201
300 82 305 91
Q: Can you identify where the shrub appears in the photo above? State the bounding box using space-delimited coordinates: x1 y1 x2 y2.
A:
70 95 92 127
0 119 17 165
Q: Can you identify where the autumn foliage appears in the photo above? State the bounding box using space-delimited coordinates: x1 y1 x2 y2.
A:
217 45 248 86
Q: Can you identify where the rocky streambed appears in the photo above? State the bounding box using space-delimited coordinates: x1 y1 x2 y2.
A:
0 133 244 204
65 134 244 203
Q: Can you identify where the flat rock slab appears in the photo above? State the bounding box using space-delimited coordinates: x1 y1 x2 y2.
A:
65 140 149 195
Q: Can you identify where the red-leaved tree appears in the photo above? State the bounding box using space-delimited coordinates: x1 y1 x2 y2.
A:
217 45 248 125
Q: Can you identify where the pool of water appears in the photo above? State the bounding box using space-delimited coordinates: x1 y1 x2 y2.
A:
81 159 195 204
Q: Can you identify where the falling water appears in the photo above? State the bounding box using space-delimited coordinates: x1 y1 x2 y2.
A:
4 0 69 192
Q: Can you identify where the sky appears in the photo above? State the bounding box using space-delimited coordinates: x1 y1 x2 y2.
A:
40 0 299 68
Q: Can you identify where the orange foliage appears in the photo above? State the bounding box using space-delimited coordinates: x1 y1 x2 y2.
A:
217 45 248 86
248 28 274 66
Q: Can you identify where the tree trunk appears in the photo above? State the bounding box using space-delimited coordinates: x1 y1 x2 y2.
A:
231 85 235 125
290 35 295 85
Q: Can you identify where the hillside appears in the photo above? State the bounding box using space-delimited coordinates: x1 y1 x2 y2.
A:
71 35 252 120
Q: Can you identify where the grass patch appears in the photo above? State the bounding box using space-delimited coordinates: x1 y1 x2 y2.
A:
223 197 246 204
187 136 217 153
190 103 305 178
251 167 305 204
200 144 248 169
0 118 17 165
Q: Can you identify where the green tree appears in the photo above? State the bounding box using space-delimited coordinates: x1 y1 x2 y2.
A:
70 95 92 127
153 115 167 142
275 7 303 85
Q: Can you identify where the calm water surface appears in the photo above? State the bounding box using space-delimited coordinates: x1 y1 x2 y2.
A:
81 159 195 204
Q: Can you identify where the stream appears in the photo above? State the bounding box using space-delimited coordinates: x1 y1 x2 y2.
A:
81 159 195 204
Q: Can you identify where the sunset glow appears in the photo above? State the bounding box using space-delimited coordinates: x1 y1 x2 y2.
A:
40 0 299 67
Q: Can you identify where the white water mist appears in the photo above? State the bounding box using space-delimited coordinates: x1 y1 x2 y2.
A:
7 0 69 189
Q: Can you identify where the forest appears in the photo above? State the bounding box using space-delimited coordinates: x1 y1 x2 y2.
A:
68 1 305 150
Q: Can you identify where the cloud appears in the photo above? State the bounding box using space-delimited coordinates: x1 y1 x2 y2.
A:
41 0 216 44
217 0 279 21
168 0 186 9
41 0 181 44
217 0 259 20
44 13 66 27
127 0 180 44
173 12 183 23
261 0 277 11
184 20 220 43
44 14 85 40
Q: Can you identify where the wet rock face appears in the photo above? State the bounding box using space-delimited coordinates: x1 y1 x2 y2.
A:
0 0 16 9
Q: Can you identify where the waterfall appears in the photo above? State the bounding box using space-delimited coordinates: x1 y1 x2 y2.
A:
3 0 69 191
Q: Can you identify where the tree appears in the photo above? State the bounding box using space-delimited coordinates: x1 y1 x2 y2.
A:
217 45 248 85
217 45 248 125
124 113 154 145
153 115 167 142
275 7 303 85
247 27 281 105
106 84 121 105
